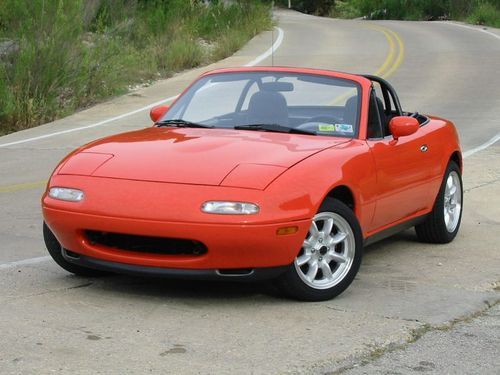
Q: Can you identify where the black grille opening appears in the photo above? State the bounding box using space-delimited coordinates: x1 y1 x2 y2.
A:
85 230 207 256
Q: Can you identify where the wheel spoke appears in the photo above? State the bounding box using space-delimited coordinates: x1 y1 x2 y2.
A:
449 185 457 196
331 232 347 245
303 238 313 249
320 261 333 279
447 176 453 190
322 218 334 236
296 254 311 267
310 221 319 237
306 261 319 281
326 251 347 264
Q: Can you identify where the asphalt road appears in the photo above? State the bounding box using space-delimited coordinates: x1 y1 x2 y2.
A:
0 9 499 374
342 303 500 375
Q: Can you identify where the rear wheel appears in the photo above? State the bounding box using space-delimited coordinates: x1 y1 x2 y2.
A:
277 198 363 301
43 222 108 276
415 161 463 243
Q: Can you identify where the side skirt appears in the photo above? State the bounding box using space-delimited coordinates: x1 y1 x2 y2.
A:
363 214 428 247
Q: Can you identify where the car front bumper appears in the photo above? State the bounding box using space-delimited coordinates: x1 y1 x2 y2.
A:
43 206 310 272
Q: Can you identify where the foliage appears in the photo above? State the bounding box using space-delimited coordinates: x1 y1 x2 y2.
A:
332 0 500 23
272 0 500 25
468 1 500 28
0 0 272 134
273 0 335 16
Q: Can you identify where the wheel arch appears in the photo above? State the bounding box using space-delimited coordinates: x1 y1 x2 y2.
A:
449 150 462 172
325 185 355 211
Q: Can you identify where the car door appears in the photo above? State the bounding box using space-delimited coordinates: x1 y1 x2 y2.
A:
366 92 441 232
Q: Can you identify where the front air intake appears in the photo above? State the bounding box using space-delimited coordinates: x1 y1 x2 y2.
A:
85 230 207 256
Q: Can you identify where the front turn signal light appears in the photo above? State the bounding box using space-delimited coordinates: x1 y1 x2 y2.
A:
277 226 299 235
201 201 259 215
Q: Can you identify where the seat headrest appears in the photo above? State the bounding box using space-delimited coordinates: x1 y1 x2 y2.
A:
247 91 289 126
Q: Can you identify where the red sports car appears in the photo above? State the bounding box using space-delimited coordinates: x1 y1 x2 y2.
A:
42 67 463 301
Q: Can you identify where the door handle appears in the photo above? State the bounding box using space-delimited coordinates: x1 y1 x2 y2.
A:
420 144 428 152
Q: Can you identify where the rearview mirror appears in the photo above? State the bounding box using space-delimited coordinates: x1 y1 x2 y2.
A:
150 105 169 123
389 116 419 141
261 82 294 92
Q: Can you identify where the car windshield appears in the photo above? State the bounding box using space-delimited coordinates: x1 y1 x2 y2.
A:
161 72 361 137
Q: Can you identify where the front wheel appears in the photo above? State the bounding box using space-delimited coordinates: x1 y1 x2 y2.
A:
277 198 363 301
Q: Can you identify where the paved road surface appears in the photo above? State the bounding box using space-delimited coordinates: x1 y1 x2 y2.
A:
0 9 499 374
341 303 500 375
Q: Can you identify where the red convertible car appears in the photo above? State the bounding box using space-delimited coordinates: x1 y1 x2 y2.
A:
42 67 463 301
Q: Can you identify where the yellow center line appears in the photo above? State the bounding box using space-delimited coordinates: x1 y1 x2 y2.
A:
380 26 405 79
330 23 404 105
366 24 397 77
0 180 47 193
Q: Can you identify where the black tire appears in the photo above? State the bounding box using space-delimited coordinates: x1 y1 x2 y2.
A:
43 222 108 276
415 161 463 243
276 198 363 301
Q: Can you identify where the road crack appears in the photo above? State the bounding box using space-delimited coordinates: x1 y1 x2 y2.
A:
321 298 500 375
464 177 500 193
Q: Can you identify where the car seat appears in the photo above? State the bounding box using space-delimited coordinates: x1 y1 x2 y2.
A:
247 91 289 126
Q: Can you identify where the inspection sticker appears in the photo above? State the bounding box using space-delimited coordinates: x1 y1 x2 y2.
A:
318 124 336 132
335 124 354 133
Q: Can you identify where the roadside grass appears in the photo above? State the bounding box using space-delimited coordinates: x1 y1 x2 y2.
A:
0 0 272 135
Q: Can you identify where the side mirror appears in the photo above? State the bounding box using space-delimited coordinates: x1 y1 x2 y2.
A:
150 105 169 123
389 116 419 141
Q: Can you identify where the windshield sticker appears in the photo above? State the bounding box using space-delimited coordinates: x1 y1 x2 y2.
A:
335 124 354 133
318 124 336 132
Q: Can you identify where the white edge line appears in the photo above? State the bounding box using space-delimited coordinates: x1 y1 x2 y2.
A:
0 26 285 149
0 26 285 271
244 26 284 67
0 95 179 148
463 132 500 159
441 21 500 40
441 21 500 157
0 256 51 270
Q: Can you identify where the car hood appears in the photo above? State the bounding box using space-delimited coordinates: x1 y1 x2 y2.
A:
58 127 349 188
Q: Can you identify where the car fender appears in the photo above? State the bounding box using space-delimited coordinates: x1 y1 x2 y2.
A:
424 116 462 203
265 139 377 230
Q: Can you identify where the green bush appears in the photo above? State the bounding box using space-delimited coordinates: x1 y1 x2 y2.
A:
0 0 272 135
468 1 500 27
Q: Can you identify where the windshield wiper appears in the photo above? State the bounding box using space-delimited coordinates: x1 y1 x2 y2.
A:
234 123 316 135
155 119 213 128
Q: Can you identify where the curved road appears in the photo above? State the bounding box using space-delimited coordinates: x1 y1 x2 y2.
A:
0 9 498 374
270 11 500 150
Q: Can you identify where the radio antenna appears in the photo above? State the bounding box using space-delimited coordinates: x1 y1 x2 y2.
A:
271 27 275 66
271 1 275 66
